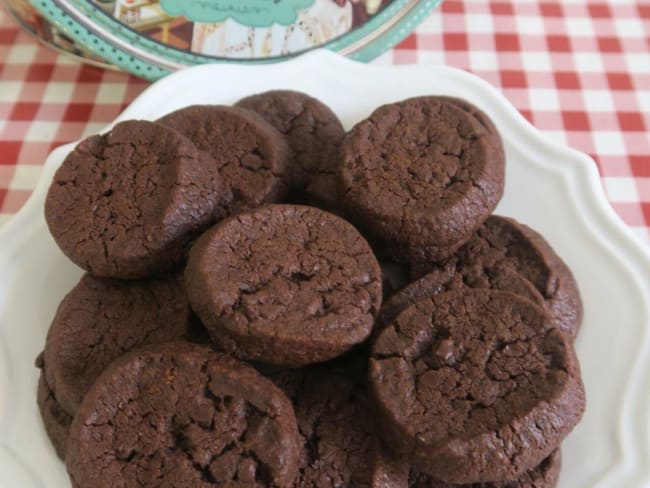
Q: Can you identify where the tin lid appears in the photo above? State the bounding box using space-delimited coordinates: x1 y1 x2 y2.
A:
7 0 118 70
29 0 441 79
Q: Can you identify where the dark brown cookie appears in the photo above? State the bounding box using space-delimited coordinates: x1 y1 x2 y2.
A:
66 342 302 488
185 204 382 366
271 369 408 487
409 449 561 487
36 369 71 460
442 96 505 161
410 216 582 339
338 96 505 263
45 119 224 279
377 260 544 336
158 105 290 213
41 272 193 416
369 290 585 484
235 90 345 203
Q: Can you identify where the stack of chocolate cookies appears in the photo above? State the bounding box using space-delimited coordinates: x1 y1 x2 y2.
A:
39 91 585 487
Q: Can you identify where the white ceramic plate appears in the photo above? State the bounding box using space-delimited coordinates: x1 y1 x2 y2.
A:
0 50 648 488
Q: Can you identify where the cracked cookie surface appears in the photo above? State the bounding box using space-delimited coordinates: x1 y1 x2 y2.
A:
409 449 561 488
41 272 193 416
338 96 505 263
409 216 582 339
377 260 543 339
235 90 345 205
45 120 224 279
270 368 408 488
158 105 290 214
441 96 505 162
66 342 302 488
185 204 382 366
369 290 584 484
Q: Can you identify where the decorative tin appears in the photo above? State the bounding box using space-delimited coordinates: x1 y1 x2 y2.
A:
4 0 115 68
17 0 442 79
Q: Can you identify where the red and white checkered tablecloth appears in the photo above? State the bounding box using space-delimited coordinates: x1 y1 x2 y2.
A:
1 1 649 244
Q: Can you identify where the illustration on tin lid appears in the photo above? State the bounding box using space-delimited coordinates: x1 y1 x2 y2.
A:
94 0 393 59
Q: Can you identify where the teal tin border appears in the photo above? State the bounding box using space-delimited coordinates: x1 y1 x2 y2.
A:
30 0 442 80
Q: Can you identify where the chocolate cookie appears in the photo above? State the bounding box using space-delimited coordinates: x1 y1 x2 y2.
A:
45 119 224 279
66 342 302 488
185 204 382 366
377 261 544 335
235 90 345 204
338 96 505 263
443 96 505 161
410 216 582 338
271 369 408 487
369 290 585 483
158 105 290 213
409 449 561 487
36 369 72 460
41 272 193 416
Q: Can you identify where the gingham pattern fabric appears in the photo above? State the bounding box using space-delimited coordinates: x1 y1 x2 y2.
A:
1 1 649 244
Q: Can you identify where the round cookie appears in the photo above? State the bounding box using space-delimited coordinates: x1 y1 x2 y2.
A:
41 272 194 416
158 105 290 213
36 369 72 460
235 90 345 204
409 450 561 488
45 119 225 279
271 369 408 487
410 216 582 339
66 342 302 488
338 96 505 263
377 261 544 335
185 204 382 366
369 290 585 484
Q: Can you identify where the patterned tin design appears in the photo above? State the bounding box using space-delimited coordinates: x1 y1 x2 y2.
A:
27 0 442 79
